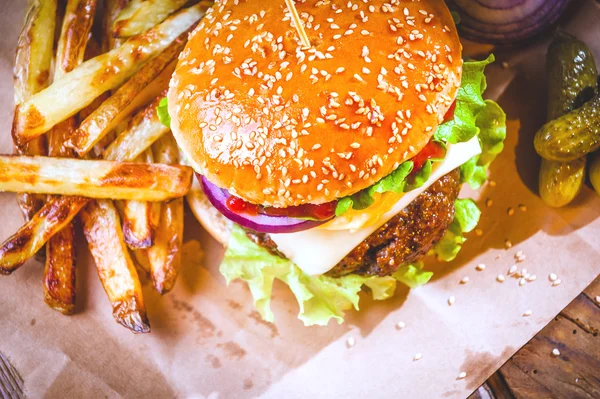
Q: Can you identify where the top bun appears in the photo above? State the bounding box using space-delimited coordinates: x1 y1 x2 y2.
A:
169 0 462 207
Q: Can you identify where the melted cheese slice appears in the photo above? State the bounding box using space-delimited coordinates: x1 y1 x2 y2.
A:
269 137 482 276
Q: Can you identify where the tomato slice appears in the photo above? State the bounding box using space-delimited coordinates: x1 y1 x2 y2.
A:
411 140 446 174
443 100 457 123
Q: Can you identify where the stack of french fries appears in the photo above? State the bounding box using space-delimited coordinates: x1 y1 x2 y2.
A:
2 0 213 334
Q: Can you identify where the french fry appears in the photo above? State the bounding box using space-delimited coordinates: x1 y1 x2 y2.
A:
0 156 193 202
44 221 76 315
13 0 58 221
0 197 88 275
80 199 150 333
55 0 98 80
102 0 130 51
132 249 151 274
12 3 205 145
122 150 155 249
113 0 209 38
44 0 97 315
0 94 171 272
13 0 57 105
103 95 170 162
48 0 98 158
70 37 182 155
148 134 184 294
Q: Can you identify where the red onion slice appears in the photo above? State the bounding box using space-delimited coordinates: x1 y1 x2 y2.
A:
199 175 327 234
451 0 570 44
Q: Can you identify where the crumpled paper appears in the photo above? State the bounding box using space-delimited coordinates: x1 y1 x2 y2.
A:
0 1 599 398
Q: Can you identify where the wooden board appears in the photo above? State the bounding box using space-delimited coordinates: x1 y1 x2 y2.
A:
471 276 600 398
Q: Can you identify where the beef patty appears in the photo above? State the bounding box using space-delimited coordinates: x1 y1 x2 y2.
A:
246 169 461 277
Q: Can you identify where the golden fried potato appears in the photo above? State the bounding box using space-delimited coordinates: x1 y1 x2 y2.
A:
70 41 181 156
103 95 171 162
102 0 130 51
13 0 58 220
81 200 150 333
0 156 193 201
114 0 212 38
43 0 98 315
12 4 205 145
122 150 155 249
0 196 88 274
44 220 77 315
148 134 184 294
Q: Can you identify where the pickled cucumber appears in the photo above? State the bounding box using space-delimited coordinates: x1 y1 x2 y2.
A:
546 31 598 120
539 158 586 208
534 93 600 162
589 153 600 196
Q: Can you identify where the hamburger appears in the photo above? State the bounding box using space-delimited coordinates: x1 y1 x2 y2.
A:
164 0 506 325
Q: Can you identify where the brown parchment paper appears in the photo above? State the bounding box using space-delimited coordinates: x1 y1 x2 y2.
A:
1 1 600 398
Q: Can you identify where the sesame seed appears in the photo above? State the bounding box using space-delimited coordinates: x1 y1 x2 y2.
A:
523 310 532 317
396 321 406 330
595 296 600 304
518 204 527 212
476 263 486 271
457 372 467 380
552 279 562 287
346 337 355 348
527 275 537 282
460 277 470 284
519 278 526 286
549 273 558 282
552 348 560 357
505 240 513 249
448 296 456 306
497 274 505 283
475 229 483 236
509 265 518 275
507 207 515 216
486 199 493 207
413 353 422 361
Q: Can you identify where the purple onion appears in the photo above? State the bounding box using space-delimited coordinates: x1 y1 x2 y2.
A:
451 0 570 44
199 175 327 234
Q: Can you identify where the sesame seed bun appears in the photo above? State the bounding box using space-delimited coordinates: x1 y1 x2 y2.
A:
169 0 462 207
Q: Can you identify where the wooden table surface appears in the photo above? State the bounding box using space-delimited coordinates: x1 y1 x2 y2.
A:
470 275 600 399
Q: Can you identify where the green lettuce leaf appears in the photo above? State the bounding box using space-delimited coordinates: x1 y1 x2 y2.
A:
335 161 415 215
392 263 433 289
405 159 432 192
434 198 481 262
221 225 428 326
434 55 494 144
157 97 171 128
460 100 507 189
370 161 414 194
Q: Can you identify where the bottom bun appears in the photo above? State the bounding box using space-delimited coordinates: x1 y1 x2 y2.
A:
187 178 232 246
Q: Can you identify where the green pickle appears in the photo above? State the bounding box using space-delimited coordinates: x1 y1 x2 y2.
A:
537 32 598 207
546 31 598 120
539 158 586 208
590 153 600 196
535 93 600 162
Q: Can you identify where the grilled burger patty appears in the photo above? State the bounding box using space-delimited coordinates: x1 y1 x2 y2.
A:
246 169 462 277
